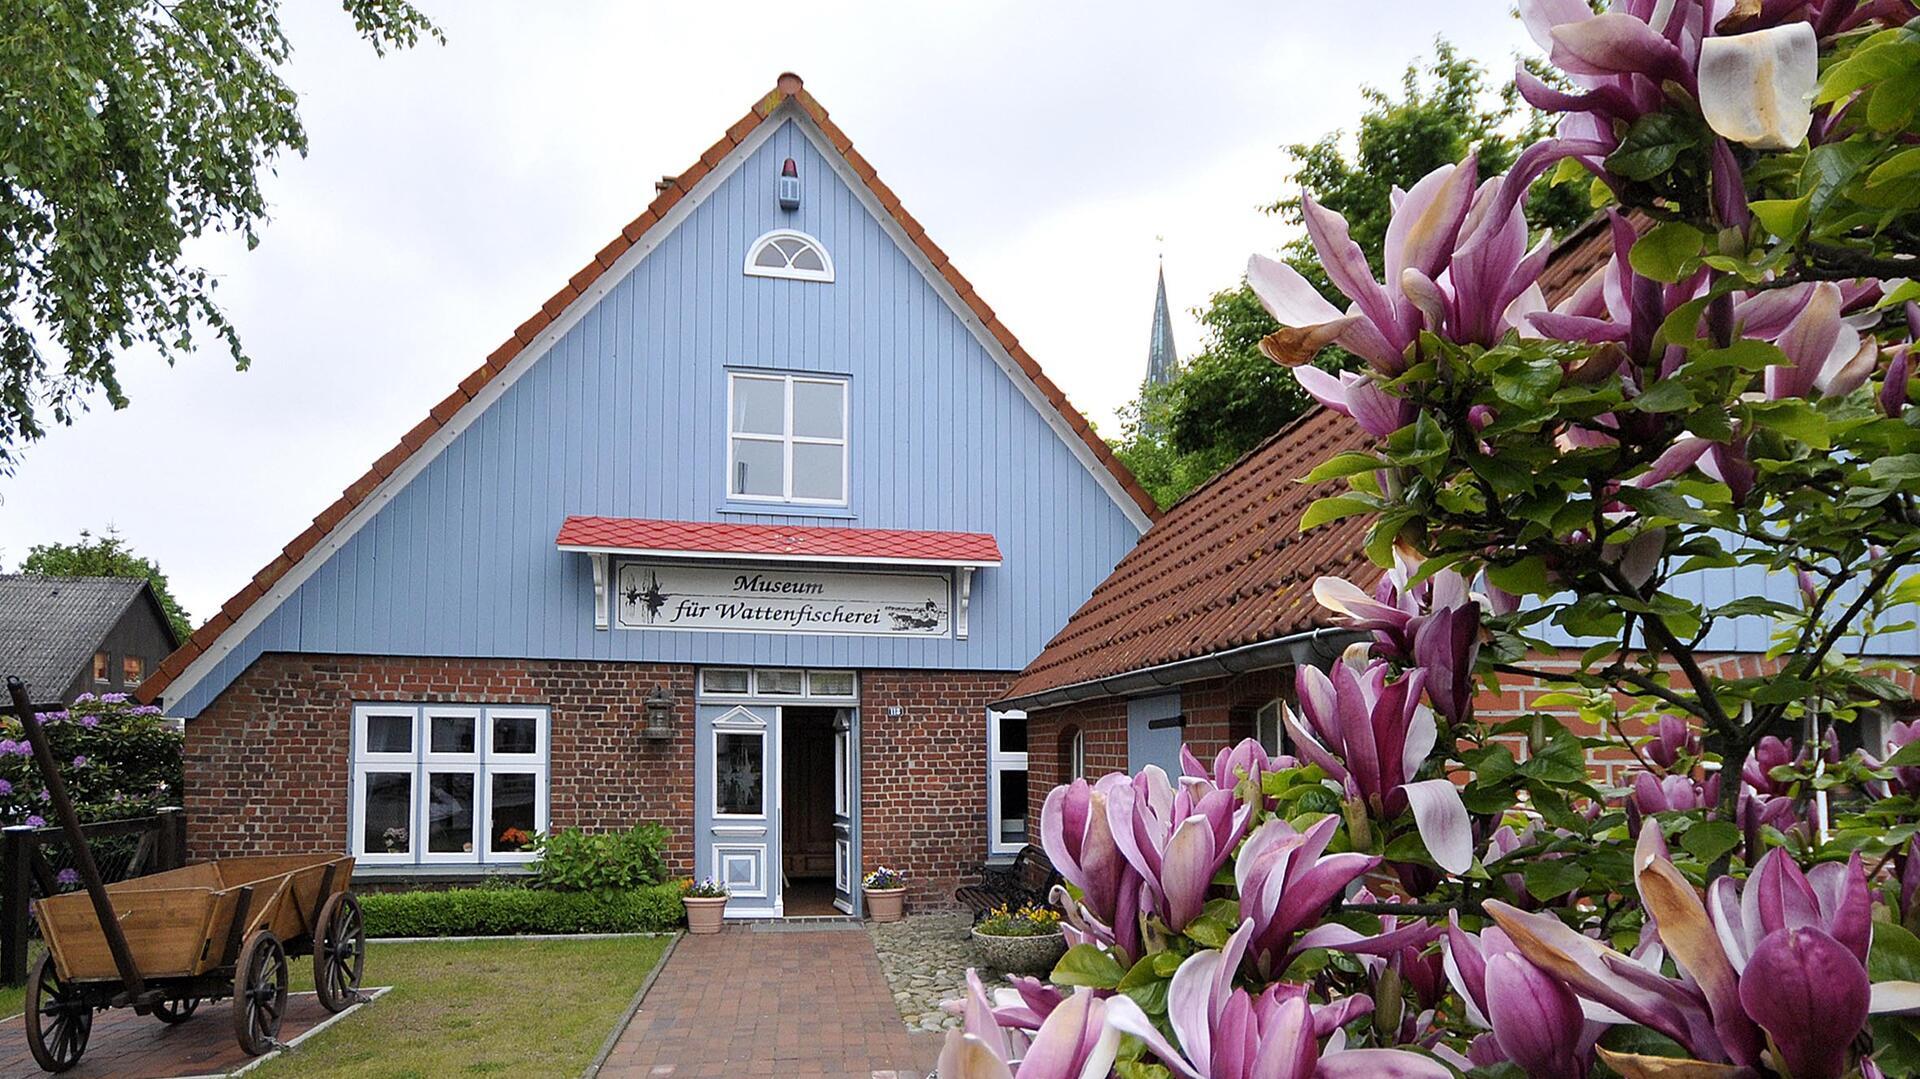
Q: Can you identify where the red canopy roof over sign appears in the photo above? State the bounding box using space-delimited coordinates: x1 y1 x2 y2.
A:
555 515 1002 567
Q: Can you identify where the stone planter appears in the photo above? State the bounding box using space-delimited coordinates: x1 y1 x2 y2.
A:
864 886 907 923
971 927 1067 976
683 895 728 935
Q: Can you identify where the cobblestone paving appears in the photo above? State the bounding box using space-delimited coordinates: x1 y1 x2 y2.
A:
870 912 1014 1032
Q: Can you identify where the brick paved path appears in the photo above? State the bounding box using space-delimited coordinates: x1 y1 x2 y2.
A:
598 925 941 1078
0 991 333 1077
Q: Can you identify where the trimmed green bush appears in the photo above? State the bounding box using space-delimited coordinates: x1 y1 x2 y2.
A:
361 883 684 938
527 823 668 890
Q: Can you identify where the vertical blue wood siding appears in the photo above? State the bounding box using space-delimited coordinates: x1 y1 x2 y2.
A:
172 118 1144 718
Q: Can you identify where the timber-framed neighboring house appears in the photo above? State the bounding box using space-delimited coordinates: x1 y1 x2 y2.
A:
138 74 1158 916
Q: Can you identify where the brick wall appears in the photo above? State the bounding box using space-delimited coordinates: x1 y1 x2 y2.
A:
185 653 698 870
858 669 1011 908
186 653 1004 910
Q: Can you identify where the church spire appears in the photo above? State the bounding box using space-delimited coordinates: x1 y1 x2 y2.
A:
1146 260 1178 388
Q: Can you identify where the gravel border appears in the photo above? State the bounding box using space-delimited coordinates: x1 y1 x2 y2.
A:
870 912 1013 1032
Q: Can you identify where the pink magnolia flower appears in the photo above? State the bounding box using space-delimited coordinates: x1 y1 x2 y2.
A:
1041 775 1142 960
1443 914 1603 1079
1105 767 1251 933
937 970 1118 1079
1232 816 1382 975
1645 715 1700 770
1104 920 1452 1079
1282 657 1473 874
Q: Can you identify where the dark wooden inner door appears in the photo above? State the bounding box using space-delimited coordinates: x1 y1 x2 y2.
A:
782 707 836 880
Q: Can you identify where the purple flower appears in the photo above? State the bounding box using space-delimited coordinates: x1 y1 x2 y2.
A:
936 970 1118 1079
1040 775 1142 961
1282 656 1473 874
0 779 11 796
1645 715 1700 770
79 715 100 729
99 693 128 704
70 755 88 768
1182 737 1292 800
1444 915 1602 1079
1232 816 1382 975
1104 920 1452 1079
55 868 78 888
1312 560 1483 727
26 815 44 828
1105 767 1250 934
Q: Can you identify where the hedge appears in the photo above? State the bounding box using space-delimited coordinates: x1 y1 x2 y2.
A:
361 883 684 938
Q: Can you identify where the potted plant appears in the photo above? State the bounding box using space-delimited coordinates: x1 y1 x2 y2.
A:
861 866 908 922
681 878 729 934
970 903 1066 975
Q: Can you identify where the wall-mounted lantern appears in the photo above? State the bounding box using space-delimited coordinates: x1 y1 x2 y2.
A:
777 158 801 211
641 684 676 741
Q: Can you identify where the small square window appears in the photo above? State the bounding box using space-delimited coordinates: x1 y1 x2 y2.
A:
754 669 803 696
492 714 539 755
701 669 750 695
92 653 109 683
726 372 848 505
121 656 144 684
429 713 477 755
997 713 1028 755
364 713 413 755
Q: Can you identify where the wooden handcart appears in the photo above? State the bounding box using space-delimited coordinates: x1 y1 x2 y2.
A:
6 678 367 1073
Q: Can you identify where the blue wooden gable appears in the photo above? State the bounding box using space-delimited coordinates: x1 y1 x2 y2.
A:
163 102 1149 718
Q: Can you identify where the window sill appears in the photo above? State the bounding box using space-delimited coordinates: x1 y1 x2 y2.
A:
714 504 858 521
352 863 534 879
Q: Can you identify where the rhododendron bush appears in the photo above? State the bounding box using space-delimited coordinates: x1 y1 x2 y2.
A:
936 3 1920 1077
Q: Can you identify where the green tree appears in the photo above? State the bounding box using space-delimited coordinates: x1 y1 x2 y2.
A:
19 528 193 640
0 0 440 473
1113 41 1592 508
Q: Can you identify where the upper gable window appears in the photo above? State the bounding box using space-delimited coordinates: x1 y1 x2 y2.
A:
744 229 833 283
728 372 848 505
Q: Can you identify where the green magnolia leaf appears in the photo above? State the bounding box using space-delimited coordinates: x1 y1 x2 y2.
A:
1680 821 1740 864
1486 557 1551 597
1052 943 1126 988
1116 954 1163 991
1884 740 1920 768
1868 455 1920 484
1750 196 1811 238
1629 221 1706 283
1300 495 1376 531
1523 859 1589 901
1867 68 1920 131
1607 113 1700 182
1801 141 1879 221
1632 378 1696 413
1872 923 1920 983
1116 1061 1175 1079
1184 911 1237 949
1304 451 1389 483
1748 399 1831 450
1867 147 1920 188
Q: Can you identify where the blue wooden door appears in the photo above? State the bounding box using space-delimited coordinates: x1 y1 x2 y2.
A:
1127 693 1184 776
695 703 780 917
830 707 858 913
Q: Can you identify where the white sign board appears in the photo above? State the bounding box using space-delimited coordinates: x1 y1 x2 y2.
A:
613 561 951 636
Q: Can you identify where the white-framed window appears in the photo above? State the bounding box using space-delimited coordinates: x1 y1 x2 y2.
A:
743 228 834 282
727 372 848 505
697 667 857 702
988 709 1029 855
349 703 549 867
1067 727 1087 781
1255 699 1287 757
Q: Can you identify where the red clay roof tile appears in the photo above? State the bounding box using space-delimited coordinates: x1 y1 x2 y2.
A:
556 516 1002 565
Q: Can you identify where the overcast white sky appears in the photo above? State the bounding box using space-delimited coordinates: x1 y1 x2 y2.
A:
0 1 1540 623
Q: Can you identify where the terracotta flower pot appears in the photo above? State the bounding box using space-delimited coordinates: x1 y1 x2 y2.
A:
864 886 906 923
971 927 1067 976
683 895 728 934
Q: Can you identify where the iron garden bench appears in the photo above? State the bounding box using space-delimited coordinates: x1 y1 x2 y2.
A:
954 845 1061 923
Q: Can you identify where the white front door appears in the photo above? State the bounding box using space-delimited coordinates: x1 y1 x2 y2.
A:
695 703 779 917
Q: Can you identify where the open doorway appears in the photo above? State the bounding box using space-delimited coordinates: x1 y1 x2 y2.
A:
782 706 840 915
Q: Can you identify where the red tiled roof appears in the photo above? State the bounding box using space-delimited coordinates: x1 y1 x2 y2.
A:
141 72 1151 705
556 515 1001 566
1001 218 1619 704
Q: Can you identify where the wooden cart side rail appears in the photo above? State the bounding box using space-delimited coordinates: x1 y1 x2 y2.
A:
240 876 290 944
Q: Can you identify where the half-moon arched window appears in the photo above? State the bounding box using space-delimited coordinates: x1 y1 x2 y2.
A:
744 229 834 282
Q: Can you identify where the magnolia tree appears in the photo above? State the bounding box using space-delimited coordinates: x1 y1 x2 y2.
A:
936 3 1920 1077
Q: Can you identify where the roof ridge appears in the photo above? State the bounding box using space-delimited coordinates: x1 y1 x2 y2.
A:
141 74 1153 706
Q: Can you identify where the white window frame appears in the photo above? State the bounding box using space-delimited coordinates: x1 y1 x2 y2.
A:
726 372 849 506
743 228 835 282
697 667 858 703
348 703 550 867
1068 727 1087 781
988 708 1030 855
1255 699 1288 757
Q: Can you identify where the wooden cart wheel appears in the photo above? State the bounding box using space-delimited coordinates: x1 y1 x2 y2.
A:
232 930 288 1056
313 890 366 1013
26 952 92 1073
153 996 201 1024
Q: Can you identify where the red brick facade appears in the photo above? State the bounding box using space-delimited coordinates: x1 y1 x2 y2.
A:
185 653 1007 909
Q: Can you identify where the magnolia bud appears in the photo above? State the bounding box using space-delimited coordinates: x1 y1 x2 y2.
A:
1529 713 1548 756
1344 796 1373 850
1374 965 1406 1039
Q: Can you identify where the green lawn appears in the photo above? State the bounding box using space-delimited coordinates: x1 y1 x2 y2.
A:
254 935 672 1078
